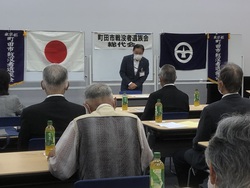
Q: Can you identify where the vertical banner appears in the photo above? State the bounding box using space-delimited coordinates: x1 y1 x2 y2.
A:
0 30 24 85
208 33 229 82
160 33 207 70
27 31 84 71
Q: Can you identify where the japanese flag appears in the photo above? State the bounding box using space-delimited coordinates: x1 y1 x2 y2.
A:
27 31 84 71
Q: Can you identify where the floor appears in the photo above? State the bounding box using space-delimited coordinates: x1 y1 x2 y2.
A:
164 157 208 188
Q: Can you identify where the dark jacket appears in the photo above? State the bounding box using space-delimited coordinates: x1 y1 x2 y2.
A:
119 54 149 91
18 96 86 150
141 85 189 120
186 94 250 170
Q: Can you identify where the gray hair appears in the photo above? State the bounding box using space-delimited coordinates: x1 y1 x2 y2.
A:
158 64 177 84
205 114 250 188
219 63 243 93
43 64 68 88
84 83 113 100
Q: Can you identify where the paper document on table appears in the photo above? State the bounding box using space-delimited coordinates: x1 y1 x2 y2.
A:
157 122 185 128
134 107 145 111
157 121 198 128
178 121 198 128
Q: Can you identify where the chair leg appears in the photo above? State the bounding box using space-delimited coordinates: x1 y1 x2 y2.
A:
169 157 176 175
187 167 196 187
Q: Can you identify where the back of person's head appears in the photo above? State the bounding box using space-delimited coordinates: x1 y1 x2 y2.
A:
0 69 10 95
219 63 243 93
158 64 177 85
84 83 115 112
205 114 250 188
42 64 68 94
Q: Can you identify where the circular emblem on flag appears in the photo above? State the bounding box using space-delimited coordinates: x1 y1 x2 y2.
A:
174 42 193 63
44 40 67 63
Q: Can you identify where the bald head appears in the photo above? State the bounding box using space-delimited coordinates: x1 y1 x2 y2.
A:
41 64 69 95
84 83 115 112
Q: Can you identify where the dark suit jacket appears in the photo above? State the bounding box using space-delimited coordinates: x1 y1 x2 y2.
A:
18 96 86 151
141 85 189 120
119 54 149 91
185 94 250 170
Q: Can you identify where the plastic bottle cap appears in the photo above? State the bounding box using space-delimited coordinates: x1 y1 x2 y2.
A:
47 120 53 124
157 99 161 102
154 152 161 159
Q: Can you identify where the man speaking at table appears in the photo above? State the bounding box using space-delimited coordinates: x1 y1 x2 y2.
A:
119 44 149 92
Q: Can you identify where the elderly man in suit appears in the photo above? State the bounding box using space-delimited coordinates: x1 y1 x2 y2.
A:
141 64 189 120
205 114 250 188
173 63 250 187
119 44 149 92
18 64 86 151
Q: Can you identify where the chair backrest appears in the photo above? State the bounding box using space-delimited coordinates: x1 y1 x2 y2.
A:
76 116 142 179
0 117 21 149
28 137 59 151
0 117 21 127
163 112 189 120
119 90 142 94
74 175 150 188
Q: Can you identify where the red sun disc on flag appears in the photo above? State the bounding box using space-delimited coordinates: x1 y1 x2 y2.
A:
44 40 67 63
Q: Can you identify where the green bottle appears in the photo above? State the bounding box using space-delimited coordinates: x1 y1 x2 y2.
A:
155 99 163 122
45 120 55 156
150 152 165 188
122 92 128 110
194 89 200 106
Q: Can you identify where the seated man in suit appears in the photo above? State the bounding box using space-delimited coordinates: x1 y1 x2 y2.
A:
205 114 250 188
48 83 153 180
173 63 250 187
141 64 189 120
18 64 86 151
119 44 149 92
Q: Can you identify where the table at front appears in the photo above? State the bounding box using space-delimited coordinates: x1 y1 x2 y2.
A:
114 94 149 107
142 119 199 158
115 104 207 118
0 151 75 187
198 141 209 148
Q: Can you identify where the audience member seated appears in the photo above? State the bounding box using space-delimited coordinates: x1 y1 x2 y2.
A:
0 69 24 117
141 64 189 120
205 114 250 188
48 83 153 180
173 63 250 187
18 64 86 151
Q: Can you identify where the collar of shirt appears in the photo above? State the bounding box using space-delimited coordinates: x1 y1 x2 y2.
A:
96 103 113 110
46 94 64 98
163 83 175 87
222 92 239 98
91 103 116 116
133 60 140 75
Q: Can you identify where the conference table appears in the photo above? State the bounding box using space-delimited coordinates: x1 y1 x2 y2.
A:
142 119 199 158
114 94 150 107
116 104 207 118
198 141 209 148
0 151 75 187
